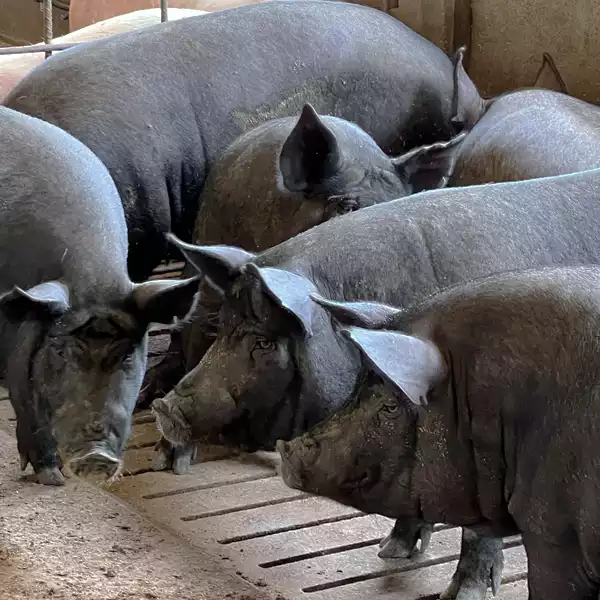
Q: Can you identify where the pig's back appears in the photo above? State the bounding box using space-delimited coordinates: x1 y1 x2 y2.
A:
451 89 600 186
257 169 600 309
0 107 129 298
4 1 454 157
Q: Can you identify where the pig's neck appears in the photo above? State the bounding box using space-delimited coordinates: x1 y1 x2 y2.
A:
412 376 513 531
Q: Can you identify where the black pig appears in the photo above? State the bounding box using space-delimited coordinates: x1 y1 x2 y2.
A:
280 264 600 600
4 1 482 280
155 168 600 596
0 106 198 486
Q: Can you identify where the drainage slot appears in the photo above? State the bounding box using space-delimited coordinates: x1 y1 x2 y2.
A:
219 512 364 544
126 441 158 451
302 537 524 593
411 572 528 600
181 493 307 521
144 473 277 499
122 468 154 477
261 538 382 568
133 414 155 425
497 572 528 585
259 523 453 568
303 554 460 593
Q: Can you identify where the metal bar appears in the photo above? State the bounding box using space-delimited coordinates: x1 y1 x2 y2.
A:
0 42 81 56
43 0 53 59
161 0 169 22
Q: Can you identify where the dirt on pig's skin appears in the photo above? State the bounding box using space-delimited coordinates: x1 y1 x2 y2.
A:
0 430 271 600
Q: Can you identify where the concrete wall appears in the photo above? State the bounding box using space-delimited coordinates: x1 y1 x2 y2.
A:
387 0 597 102
1 0 69 46
69 0 265 30
468 0 599 101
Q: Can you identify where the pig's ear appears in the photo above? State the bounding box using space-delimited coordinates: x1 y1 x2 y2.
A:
279 103 343 193
166 233 255 292
311 293 402 329
533 52 568 93
0 281 70 319
451 45 486 131
392 132 466 193
341 327 446 406
131 276 201 325
245 264 315 336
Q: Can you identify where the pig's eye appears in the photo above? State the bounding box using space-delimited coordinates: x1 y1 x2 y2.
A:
382 401 401 417
253 338 276 352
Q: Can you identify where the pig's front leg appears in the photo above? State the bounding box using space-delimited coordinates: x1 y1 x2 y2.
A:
151 436 197 474
15 415 65 486
378 518 434 558
440 528 504 599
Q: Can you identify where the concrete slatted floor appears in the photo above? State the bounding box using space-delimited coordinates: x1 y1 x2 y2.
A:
0 370 528 600
0 260 529 598
107 410 529 600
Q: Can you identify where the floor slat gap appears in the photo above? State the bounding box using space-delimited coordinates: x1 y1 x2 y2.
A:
218 511 365 544
302 553 461 593
181 493 308 521
258 523 454 568
143 473 277 499
301 537 525 593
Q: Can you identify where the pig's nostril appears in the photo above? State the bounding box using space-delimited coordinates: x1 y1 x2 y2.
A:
68 449 121 480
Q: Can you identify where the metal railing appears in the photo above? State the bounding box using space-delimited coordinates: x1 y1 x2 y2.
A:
0 0 170 58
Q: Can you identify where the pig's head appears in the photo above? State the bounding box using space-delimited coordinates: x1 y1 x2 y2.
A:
152 235 409 452
277 294 447 517
1 276 199 482
275 104 465 215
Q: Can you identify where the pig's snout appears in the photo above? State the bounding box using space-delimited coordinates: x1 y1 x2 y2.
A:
276 439 304 490
152 382 238 446
67 445 122 481
276 436 319 492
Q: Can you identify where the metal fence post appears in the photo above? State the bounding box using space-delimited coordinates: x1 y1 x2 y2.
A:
43 0 53 59
161 0 169 23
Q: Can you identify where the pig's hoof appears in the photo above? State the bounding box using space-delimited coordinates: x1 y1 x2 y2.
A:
36 466 65 486
440 554 503 600
378 531 412 558
440 577 488 600
19 452 30 471
150 439 196 474
378 523 433 559
172 445 195 475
